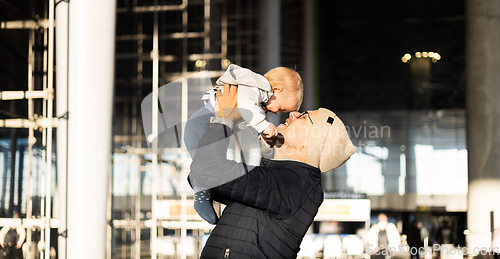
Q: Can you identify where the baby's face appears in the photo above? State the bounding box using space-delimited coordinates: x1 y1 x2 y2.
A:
265 90 300 114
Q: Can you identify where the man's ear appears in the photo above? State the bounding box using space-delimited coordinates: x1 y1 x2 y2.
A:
272 85 283 93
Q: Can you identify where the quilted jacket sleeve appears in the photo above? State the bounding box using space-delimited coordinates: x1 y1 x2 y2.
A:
190 120 313 218
189 120 254 191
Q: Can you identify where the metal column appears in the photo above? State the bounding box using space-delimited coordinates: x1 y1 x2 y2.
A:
259 0 281 125
465 0 500 253
150 1 160 257
66 0 116 258
56 1 69 258
258 0 281 73
302 0 319 111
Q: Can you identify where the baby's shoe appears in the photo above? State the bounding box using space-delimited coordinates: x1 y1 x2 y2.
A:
194 190 218 225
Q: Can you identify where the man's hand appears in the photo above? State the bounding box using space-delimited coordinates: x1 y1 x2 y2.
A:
215 84 241 121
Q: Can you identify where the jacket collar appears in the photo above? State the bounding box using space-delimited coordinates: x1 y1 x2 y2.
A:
260 158 322 178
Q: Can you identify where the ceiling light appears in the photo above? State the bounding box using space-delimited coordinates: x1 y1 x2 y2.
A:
403 52 441 63
221 59 231 69
195 59 206 68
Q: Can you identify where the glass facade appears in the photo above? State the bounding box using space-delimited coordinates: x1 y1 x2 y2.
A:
325 109 467 197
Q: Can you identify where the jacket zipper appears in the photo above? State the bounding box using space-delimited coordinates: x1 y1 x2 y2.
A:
224 248 230 258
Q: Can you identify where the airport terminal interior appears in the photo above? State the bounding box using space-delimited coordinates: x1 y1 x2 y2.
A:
1 0 499 258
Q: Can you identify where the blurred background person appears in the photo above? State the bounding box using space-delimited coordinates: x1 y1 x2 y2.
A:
407 221 423 259
367 213 401 259
435 220 455 246
418 221 429 245
492 226 500 259
0 212 25 259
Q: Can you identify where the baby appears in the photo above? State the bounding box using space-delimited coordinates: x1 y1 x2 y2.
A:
184 64 303 224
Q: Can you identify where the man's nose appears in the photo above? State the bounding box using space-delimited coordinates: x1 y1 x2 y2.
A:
289 111 300 119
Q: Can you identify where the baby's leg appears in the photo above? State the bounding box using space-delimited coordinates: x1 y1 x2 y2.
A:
184 105 218 224
184 105 213 158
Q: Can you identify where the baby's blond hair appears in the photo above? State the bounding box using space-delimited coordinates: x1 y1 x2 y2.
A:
264 67 303 110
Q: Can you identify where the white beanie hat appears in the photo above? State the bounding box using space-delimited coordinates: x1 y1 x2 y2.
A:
305 108 355 173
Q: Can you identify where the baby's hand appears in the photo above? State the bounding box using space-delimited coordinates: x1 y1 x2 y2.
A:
262 124 277 138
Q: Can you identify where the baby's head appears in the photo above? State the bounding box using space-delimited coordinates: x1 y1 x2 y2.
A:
263 67 303 114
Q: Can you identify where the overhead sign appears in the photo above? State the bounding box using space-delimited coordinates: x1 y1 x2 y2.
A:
315 199 371 221
324 191 367 199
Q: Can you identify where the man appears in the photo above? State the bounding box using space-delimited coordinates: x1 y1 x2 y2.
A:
367 213 401 259
189 84 355 258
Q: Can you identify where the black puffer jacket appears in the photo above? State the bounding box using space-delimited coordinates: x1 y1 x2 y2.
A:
190 122 324 259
